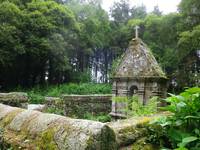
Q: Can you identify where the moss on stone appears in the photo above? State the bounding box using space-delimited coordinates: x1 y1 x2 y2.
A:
0 110 23 128
86 125 117 150
136 117 151 128
1 105 117 149
3 125 58 149
117 126 148 147
131 138 159 150
35 128 58 150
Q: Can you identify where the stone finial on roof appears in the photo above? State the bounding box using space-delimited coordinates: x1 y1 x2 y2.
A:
135 26 140 39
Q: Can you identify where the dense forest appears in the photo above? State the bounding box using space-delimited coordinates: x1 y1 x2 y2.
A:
0 0 199 91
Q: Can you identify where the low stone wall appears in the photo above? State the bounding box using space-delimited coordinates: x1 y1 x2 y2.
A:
0 92 28 108
0 104 117 150
0 104 169 150
45 95 112 117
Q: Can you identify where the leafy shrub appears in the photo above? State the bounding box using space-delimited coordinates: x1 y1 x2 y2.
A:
28 91 45 104
147 87 200 150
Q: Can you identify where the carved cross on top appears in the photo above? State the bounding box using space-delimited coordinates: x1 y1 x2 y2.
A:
134 25 140 38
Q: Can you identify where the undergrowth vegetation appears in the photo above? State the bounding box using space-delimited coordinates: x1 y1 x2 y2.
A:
16 83 111 104
147 87 200 150
83 113 111 123
112 96 158 117
128 96 158 116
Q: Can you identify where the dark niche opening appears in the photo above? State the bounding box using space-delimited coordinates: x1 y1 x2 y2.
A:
129 85 138 97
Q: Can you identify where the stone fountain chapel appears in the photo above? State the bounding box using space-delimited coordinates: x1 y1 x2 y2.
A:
110 27 168 118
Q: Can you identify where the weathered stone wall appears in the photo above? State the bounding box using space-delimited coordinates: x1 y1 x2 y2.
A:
45 95 112 117
0 104 169 150
0 92 28 108
111 78 168 118
107 112 170 149
0 104 117 150
0 93 112 117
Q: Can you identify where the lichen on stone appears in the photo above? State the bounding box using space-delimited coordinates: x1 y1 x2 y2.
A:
113 38 167 79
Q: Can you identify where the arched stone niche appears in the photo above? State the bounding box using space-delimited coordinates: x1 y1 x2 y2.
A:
129 85 138 97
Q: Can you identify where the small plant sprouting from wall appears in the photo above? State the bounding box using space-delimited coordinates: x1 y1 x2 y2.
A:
45 107 65 116
112 96 159 117
129 96 158 116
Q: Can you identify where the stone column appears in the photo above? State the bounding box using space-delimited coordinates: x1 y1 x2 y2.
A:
110 80 128 119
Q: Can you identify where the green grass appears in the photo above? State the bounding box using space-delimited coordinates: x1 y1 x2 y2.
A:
15 83 112 104
46 83 112 96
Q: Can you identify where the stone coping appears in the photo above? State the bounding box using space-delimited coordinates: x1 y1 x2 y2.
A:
0 92 28 103
107 112 171 147
0 104 117 150
61 94 112 97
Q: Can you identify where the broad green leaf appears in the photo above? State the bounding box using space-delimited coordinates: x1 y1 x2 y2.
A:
194 129 200 135
168 128 183 142
178 136 198 148
185 87 200 94
161 105 176 112
175 120 183 126
184 116 200 119
182 136 198 143
176 96 185 101
177 102 186 109
160 121 172 127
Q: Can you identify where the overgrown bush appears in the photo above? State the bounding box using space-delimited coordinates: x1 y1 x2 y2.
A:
28 91 45 104
147 87 200 150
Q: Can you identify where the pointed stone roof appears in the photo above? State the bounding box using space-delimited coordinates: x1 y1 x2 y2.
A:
113 38 166 79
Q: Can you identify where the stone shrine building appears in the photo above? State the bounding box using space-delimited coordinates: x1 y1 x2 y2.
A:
110 37 168 118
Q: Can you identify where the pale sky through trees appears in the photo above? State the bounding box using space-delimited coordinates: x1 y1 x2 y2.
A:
102 0 181 14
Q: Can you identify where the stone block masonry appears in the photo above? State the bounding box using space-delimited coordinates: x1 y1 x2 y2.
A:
45 95 112 117
0 104 117 150
0 92 28 108
0 93 112 118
